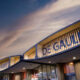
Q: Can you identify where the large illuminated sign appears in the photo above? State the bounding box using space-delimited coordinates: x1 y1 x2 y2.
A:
42 29 80 56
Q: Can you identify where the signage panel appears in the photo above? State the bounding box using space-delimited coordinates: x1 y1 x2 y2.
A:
42 29 80 57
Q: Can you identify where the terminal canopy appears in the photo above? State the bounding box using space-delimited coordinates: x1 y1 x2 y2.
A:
0 45 80 74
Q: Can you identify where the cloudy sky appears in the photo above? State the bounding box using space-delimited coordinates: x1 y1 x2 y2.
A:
0 0 80 59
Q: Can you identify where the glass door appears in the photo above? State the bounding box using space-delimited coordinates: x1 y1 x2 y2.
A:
64 62 76 80
30 65 57 80
47 65 57 80
50 66 57 80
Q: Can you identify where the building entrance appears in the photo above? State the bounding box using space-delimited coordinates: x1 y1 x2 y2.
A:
27 64 57 80
63 62 76 80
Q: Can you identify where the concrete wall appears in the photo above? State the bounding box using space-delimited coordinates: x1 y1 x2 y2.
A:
56 64 65 80
74 62 80 80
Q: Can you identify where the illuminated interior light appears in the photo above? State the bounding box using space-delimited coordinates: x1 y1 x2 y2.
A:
23 67 26 70
48 61 51 63
73 57 76 60
69 62 73 65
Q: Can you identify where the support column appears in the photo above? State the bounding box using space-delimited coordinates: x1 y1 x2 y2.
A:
56 64 65 80
74 62 80 80
35 44 38 59
20 56 23 61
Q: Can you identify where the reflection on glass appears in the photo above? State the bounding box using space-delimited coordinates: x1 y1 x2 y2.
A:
42 65 47 80
31 66 43 80
47 65 51 80
51 66 57 80
36 66 43 80
30 65 57 80
64 62 76 80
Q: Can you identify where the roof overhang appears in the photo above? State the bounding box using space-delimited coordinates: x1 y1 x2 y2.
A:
0 61 40 74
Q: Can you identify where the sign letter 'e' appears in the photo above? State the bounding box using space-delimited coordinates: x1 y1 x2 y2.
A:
47 45 51 53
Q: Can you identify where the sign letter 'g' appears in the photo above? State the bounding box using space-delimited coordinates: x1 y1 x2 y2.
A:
53 42 59 51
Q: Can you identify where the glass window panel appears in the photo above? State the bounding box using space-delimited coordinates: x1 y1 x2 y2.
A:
36 66 43 80
30 65 43 80
42 65 47 80
68 63 75 73
47 65 51 79
27 65 57 80
51 66 57 80
64 62 76 80
64 63 75 74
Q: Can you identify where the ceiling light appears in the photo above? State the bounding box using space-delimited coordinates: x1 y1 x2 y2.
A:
48 61 51 63
11 72 14 74
73 57 76 60
69 62 73 65
23 67 26 70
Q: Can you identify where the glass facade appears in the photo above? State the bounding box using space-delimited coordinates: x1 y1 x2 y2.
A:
64 62 76 80
0 62 79 80
27 65 57 80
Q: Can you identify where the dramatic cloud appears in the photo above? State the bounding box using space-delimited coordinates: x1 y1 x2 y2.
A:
0 0 80 59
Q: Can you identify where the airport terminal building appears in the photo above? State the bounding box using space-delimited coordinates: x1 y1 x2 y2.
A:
0 20 80 80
